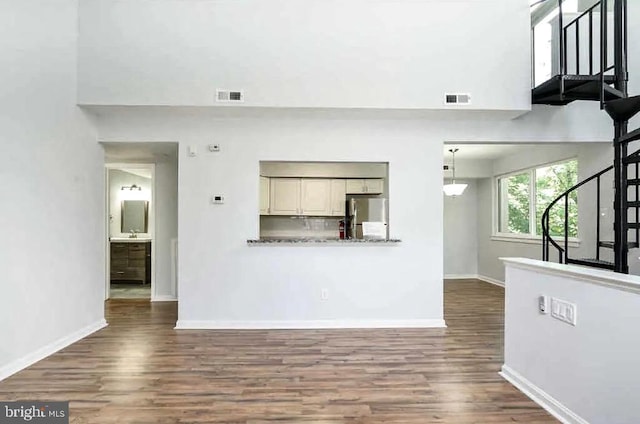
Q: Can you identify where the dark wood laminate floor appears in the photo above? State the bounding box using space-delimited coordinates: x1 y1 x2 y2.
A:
0 280 557 423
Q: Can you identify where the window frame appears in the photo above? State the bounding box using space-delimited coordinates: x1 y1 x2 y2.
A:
492 158 581 246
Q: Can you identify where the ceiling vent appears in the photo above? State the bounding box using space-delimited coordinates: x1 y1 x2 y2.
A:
444 93 471 105
216 89 244 103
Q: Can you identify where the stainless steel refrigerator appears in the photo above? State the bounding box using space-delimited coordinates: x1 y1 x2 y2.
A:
347 198 388 239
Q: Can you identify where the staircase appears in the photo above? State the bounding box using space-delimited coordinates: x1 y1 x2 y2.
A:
536 0 640 273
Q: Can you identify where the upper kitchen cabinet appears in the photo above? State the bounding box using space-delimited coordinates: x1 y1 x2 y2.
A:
269 178 300 215
330 180 346 217
346 179 384 195
78 0 530 113
269 178 334 216
301 179 331 216
259 176 270 215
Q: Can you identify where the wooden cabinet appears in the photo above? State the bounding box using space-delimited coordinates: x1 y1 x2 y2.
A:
269 178 301 215
269 178 343 216
345 179 384 194
301 179 331 215
110 241 151 284
259 176 270 215
330 179 346 216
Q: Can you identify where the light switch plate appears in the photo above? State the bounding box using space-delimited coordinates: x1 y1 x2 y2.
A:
550 297 577 326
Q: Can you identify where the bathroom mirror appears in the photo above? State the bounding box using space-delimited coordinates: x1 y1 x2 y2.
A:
121 200 149 233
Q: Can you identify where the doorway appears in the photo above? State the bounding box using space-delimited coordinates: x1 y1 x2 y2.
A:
102 142 179 303
106 164 155 299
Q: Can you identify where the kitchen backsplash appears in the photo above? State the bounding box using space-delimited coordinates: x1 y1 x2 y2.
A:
260 216 341 239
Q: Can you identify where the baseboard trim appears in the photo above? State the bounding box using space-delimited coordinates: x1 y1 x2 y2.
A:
0 319 107 382
151 295 178 302
500 365 589 424
444 274 478 280
445 274 505 288
477 274 505 287
175 319 447 330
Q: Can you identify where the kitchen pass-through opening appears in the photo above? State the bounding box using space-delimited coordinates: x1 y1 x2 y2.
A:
258 161 389 240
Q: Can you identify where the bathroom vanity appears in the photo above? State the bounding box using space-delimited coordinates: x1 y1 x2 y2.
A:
110 240 151 284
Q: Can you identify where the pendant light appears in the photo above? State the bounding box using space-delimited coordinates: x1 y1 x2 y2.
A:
443 148 468 197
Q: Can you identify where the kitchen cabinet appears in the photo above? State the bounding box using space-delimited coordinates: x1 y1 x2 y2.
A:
110 241 151 284
330 179 346 216
269 178 300 215
259 176 270 214
345 179 384 194
269 178 344 216
301 179 331 215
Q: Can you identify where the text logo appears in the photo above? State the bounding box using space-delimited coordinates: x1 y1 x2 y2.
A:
0 402 68 423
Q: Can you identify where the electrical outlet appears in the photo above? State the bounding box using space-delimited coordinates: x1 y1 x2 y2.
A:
321 289 329 300
211 195 224 204
550 298 577 326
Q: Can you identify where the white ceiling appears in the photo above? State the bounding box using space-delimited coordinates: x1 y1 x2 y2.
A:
443 144 541 161
120 168 153 179
103 142 178 163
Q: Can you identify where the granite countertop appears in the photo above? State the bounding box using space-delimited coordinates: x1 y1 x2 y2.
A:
247 238 401 244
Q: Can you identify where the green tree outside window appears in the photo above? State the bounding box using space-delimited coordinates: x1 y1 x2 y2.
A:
497 160 578 238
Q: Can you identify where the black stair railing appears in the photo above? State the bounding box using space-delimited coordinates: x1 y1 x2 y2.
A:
532 0 614 102
537 0 640 273
562 1 610 77
542 148 640 268
542 165 611 264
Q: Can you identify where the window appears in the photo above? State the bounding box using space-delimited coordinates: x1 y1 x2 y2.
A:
496 159 578 239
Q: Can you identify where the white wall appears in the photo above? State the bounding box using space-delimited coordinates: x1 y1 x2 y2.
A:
477 143 613 282
502 259 640 424
154 159 179 300
77 0 531 112
0 0 105 379
444 180 478 277
444 159 494 179
90 101 621 328
95 112 446 327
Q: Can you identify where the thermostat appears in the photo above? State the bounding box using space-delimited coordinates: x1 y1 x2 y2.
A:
211 195 224 204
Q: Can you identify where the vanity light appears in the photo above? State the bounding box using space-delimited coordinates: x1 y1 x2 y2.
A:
443 148 468 197
121 184 142 191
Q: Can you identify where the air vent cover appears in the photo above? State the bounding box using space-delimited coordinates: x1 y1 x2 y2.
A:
216 89 244 103
444 93 471 105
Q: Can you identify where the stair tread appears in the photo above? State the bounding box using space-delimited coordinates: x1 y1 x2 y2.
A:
605 95 640 121
566 258 616 270
598 241 639 249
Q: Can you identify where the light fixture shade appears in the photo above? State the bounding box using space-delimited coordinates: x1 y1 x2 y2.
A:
443 183 468 197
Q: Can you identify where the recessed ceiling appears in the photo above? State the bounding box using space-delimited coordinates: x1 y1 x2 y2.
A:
103 142 178 163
